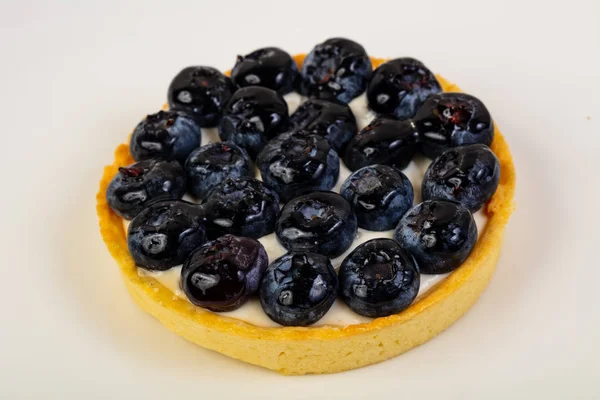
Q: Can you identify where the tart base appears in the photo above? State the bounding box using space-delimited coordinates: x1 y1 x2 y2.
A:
96 55 516 375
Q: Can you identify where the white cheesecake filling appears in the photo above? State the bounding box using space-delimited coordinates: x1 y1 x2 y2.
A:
125 92 488 328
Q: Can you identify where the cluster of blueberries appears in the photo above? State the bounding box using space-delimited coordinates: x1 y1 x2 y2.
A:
106 38 500 326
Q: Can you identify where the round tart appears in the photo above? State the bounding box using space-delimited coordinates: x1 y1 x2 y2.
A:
97 53 515 375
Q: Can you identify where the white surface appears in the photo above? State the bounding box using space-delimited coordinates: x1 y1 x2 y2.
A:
0 0 599 398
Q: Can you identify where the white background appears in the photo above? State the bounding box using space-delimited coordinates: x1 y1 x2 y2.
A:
1 0 599 398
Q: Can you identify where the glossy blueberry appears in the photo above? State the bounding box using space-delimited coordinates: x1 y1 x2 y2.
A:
106 159 186 220
339 238 419 318
181 235 268 312
299 38 372 104
393 200 477 274
257 130 340 202
343 117 419 171
231 47 299 95
127 200 206 271
218 86 289 158
130 110 201 164
340 165 414 231
167 66 235 127
422 144 500 212
276 191 357 258
367 58 441 120
184 142 252 200
414 93 494 158
260 252 338 326
290 99 357 153
202 177 279 240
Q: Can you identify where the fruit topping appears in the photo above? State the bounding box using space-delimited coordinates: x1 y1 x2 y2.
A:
422 144 500 212
275 191 357 258
343 117 418 171
218 86 290 158
339 238 420 318
257 130 340 202
393 200 477 274
106 159 186 220
181 234 268 312
414 92 494 158
130 110 201 164
299 38 372 104
127 200 206 271
184 142 252 200
260 252 338 326
290 99 357 153
202 177 280 240
231 47 299 95
167 66 235 127
340 165 414 231
367 58 441 120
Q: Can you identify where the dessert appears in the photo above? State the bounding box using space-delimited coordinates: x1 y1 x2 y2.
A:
97 40 515 375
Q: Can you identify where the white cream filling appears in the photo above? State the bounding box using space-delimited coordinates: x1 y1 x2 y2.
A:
124 92 488 328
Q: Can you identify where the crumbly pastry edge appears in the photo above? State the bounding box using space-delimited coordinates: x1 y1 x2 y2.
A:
96 55 516 375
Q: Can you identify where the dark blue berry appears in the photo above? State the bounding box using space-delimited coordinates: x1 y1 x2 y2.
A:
218 86 289 158
184 142 252 200
367 58 441 120
259 252 338 326
393 200 477 274
339 238 420 318
422 144 500 212
181 234 268 312
275 191 357 258
231 47 299 95
167 66 235 127
202 177 279 240
343 117 418 171
414 93 494 159
340 165 414 231
299 38 372 104
106 159 186 220
290 99 357 153
127 200 206 271
130 110 201 164
256 130 339 202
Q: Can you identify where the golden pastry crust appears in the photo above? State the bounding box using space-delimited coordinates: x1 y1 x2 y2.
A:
96 55 516 375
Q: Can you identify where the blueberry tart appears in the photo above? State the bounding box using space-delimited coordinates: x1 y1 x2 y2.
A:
98 47 515 375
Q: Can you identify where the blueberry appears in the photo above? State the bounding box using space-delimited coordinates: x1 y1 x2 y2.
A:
414 93 494 159
184 142 252 200
276 191 357 258
256 130 340 202
167 66 235 127
340 165 414 231
343 117 418 171
231 47 299 95
106 159 186 220
218 86 290 158
259 252 338 326
202 177 279 240
299 38 372 104
130 110 201 164
367 58 441 120
127 200 206 271
181 234 268 312
290 99 358 153
422 144 500 212
393 200 477 274
339 238 420 318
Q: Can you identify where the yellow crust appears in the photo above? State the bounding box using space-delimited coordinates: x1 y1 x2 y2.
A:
96 55 516 375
